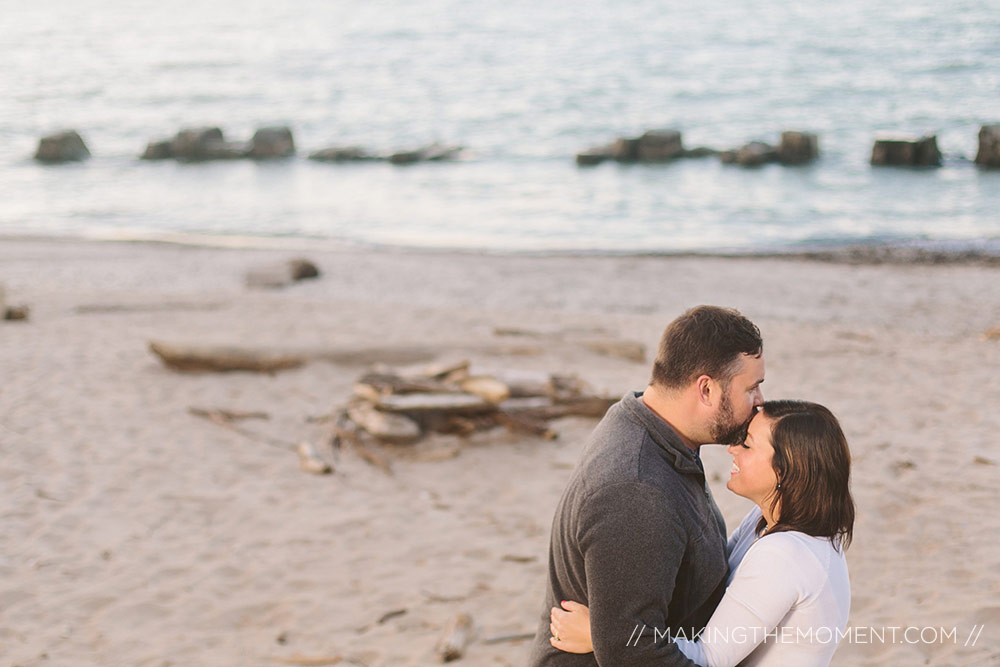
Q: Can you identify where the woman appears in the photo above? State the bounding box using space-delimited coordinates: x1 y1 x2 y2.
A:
549 400 855 666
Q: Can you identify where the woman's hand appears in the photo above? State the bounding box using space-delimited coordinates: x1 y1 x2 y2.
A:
549 600 594 654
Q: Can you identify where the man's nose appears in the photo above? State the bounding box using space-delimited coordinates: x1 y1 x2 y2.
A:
753 387 764 406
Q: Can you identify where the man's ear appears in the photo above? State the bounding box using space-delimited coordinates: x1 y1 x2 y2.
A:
695 375 715 407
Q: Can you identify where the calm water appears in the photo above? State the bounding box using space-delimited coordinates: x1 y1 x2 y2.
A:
2 0 999 252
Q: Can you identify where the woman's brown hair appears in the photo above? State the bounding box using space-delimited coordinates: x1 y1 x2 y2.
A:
757 400 855 550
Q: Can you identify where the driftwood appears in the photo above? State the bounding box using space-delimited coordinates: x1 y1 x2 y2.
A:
458 376 510 403
188 408 270 422
153 342 306 373
375 393 493 415
982 327 1000 341
436 613 474 662
347 403 421 443
3 306 29 321
149 341 553 374
76 301 227 314
495 412 558 440
188 406 291 450
272 656 343 666
297 441 332 474
499 396 619 420
336 362 617 451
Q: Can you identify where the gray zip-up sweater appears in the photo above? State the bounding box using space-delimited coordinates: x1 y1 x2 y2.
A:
528 391 729 666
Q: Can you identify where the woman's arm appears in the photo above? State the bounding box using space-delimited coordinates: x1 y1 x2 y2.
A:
549 600 593 654
551 536 805 667
674 536 804 667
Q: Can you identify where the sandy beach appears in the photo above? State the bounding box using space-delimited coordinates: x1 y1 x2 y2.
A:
1 237 998 666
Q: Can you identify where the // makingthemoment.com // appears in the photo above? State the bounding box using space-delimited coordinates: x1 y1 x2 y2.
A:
625 624 986 647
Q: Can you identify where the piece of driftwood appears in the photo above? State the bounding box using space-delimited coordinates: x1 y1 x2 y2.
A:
150 341 549 374
3 306 29 321
499 396 618 419
76 301 227 314
495 412 558 440
458 376 511 403
347 402 421 443
335 363 617 451
375 392 493 415
188 407 270 422
436 613 474 662
982 327 1000 341
422 359 471 380
151 341 306 373
189 406 291 450
355 372 458 396
377 608 408 624
297 441 332 474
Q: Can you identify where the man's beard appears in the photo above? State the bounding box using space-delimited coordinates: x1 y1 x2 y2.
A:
711 393 753 445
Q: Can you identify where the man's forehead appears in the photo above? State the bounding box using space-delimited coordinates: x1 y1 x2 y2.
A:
735 352 765 378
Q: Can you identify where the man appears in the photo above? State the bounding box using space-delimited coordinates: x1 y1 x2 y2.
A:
528 305 765 666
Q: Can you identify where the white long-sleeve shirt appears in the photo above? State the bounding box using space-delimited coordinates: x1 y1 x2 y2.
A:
674 507 851 667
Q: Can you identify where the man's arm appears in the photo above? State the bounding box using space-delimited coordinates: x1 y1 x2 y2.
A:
578 481 699 666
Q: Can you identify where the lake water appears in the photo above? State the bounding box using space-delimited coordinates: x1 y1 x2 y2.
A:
2 0 999 253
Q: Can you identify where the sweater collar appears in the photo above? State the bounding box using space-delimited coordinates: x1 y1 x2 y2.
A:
621 391 704 476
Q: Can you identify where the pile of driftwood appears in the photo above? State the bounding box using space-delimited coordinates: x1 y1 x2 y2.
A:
331 359 617 450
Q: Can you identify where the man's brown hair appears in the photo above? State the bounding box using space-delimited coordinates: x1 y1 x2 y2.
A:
650 305 763 389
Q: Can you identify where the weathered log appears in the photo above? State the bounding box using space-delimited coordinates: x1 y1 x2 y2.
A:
297 441 332 474
375 392 494 415
347 403 421 443
468 368 551 398
975 125 1000 168
188 407 270 422
421 359 471 380
149 341 306 373
355 372 458 396
436 613 474 662
76 301 226 314
151 341 546 374
35 130 90 163
499 396 618 420
459 376 511 403
495 412 558 440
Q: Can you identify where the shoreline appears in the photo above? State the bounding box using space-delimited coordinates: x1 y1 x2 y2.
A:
3 230 999 266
